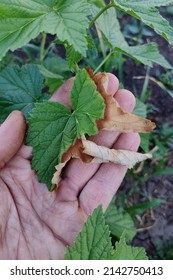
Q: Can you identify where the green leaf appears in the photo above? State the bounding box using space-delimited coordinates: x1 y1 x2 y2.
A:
111 233 148 260
114 0 173 44
153 167 173 176
133 99 149 152
37 55 70 94
38 65 63 80
140 133 150 153
152 77 173 98
66 36 97 70
0 0 89 60
92 6 126 49
0 64 48 122
94 6 172 68
41 55 70 76
26 69 105 189
45 78 64 95
133 99 147 118
115 0 173 8
117 43 173 69
88 0 105 8
0 54 14 72
105 198 137 241
66 44 83 70
127 199 165 217
65 206 112 260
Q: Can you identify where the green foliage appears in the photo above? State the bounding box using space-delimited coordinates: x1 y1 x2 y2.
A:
0 54 14 72
133 99 147 118
0 0 172 71
149 123 173 176
133 99 150 152
65 205 148 260
126 199 165 217
0 64 48 122
66 45 82 70
37 55 70 94
152 123 173 160
152 240 173 260
88 0 105 8
65 36 97 70
110 233 148 260
155 70 173 98
105 198 137 241
159 70 173 88
93 6 172 68
113 0 173 44
27 69 105 190
65 206 112 260
0 0 89 60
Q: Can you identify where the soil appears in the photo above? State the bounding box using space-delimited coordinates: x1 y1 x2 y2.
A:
114 13 173 259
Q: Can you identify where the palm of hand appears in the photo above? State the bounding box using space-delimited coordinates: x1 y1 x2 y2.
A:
0 144 87 259
0 74 139 259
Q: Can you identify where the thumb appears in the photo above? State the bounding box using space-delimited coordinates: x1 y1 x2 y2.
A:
0 111 26 169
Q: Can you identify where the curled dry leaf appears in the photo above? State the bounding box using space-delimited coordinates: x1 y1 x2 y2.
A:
51 67 156 187
82 139 152 169
52 139 152 185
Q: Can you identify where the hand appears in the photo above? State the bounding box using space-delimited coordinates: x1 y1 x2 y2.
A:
0 74 140 259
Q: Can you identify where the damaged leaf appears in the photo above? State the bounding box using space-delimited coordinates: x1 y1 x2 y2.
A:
82 139 152 169
86 67 156 132
27 67 155 190
52 137 152 185
27 69 105 190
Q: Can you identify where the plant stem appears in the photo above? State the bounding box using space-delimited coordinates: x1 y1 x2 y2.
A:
40 32 47 61
43 41 54 58
89 3 114 28
95 23 106 58
117 53 124 85
141 66 150 102
94 51 112 73
74 63 79 74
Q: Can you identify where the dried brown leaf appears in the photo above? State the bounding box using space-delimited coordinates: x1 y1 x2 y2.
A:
51 139 93 186
82 139 152 169
52 137 152 186
86 67 156 133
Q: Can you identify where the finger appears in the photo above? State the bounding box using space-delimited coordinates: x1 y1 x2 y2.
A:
17 145 33 159
0 111 26 169
79 133 140 215
50 78 74 108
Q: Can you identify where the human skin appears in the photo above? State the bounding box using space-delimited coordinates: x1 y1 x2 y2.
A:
0 73 140 259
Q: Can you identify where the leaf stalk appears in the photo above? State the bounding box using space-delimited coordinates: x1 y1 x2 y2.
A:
94 51 112 73
40 33 47 61
89 3 115 29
